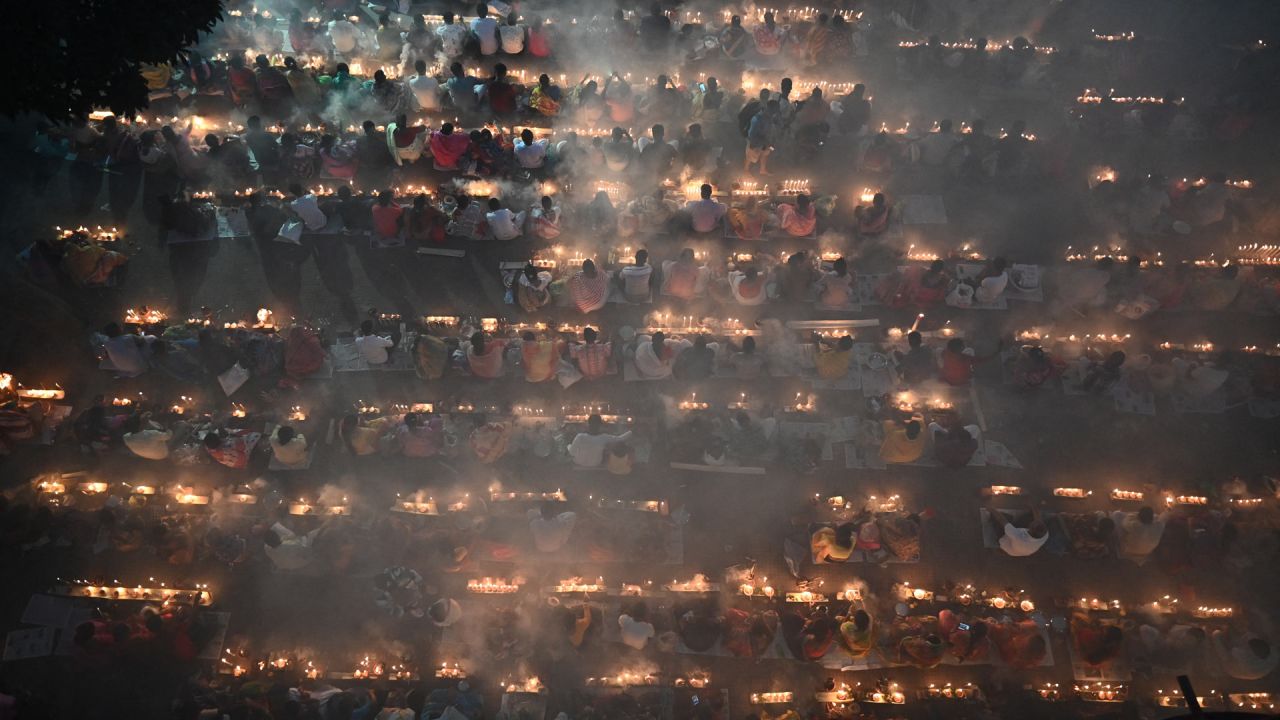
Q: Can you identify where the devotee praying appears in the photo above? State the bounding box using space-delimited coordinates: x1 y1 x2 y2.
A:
528 502 576 553
987 503 1048 556
269 425 308 468
1111 506 1167 562
568 414 633 468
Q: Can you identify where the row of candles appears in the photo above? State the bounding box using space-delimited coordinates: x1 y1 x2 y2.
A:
988 485 1240 509
57 577 212 605
898 38 1056 53
56 224 122 243
1077 88 1180 105
1014 329 1275 356
0 373 65 401
1076 595 1235 618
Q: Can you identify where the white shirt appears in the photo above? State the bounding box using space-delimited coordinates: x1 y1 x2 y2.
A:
486 208 522 240
270 429 309 466
265 523 315 571
328 20 358 54
634 337 690 379
499 24 525 54
527 509 577 551
568 430 632 467
917 131 958 166
514 138 549 168
436 23 467 58
104 334 152 376
998 523 1046 556
355 333 394 364
407 73 440 111
470 17 500 55
1111 511 1166 558
728 271 766 305
619 264 653 299
290 194 327 230
123 428 171 460
686 198 727 233
976 271 1009 303
619 614 655 649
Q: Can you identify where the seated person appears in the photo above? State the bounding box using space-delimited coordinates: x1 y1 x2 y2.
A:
877 260 950 308
605 441 634 475
413 330 451 381
394 412 444 457
1110 506 1166 562
726 266 767 306
486 198 527 241
519 331 560 383
811 523 855 563
615 249 655 303
1212 630 1277 680
895 331 936 385
676 601 723 652
672 334 717 381
686 183 727 233
986 503 1048 556
528 502 576 553
969 256 1010 304
634 332 689 379
1134 624 1206 671
724 608 779 658
880 414 926 464
618 603 655 650
939 610 990 663
122 414 178 461
528 195 561 239
1173 357 1230 398
837 609 875 658
1013 345 1065 388
101 324 153 377
940 337 999 386
568 414 633 467
1060 512 1115 560
814 334 855 379
853 192 891 236
727 411 768 461
930 417 980 468
355 320 395 365
661 248 706 300
568 259 609 314
816 257 854 308
1067 350 1127 394
724 337 766 379
1071 613 1125 667
570 327 612 380
464 332 507 378
782 610 840 661
514 263 553 312
727 198 769 240
777 194 818 237
989 619 1047 669
269 425 308 467
203 428 261 470
778 251 817 302
339 413 395 456
429 122 471 171
900 632 946 668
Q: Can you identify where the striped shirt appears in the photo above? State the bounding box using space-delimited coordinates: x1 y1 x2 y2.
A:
571 342 612 379
568 270 609 313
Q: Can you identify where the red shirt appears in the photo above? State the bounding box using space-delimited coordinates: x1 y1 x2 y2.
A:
372 203 404 238
940 349 978 385
527 27 552 57
488 80 518 114
572 342 612 379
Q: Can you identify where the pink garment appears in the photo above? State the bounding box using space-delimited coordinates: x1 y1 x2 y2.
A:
429 130 471 169
778 203 817 237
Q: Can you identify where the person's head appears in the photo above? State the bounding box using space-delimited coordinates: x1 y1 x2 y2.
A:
255 54 270 70
376 190 393 207
228 54 245 70
428 597 454 624
757 88 770 102
440 121 455 136
413 194 426 210
872 192 886 208
581 258 598 277
522 264 540 283
538 73 550 89
359 320 374 335
904 420 921 439
1244 636 1272 659
797 194 811 211
1137 506 1155 524
763 10 775 27
693 334 710 352
203 431 223 450
635 248 649 266
73 622 95 647
651 331 666 352
587 413 604 434
470 331 486 354
743 266 759 282
679 248 695 264
540 195 554 212
992 256 1008 273
404 412 422 428
946 338 966 353
853 609 870 630
766 99 780 114
337 185 352 200
834 523 855 548
1104 351 1127 370
488 198 501 212
1096 516 1115 538
475 1 487 16
373 69 387 85
832 257 847 276
493 62 507 79
276 425 296 444
581 326 600 345
519 128 535 146
506 12 518 26
907 331 923 349
740 335 757 355
697 183 713 200
1027 521 1047 538
851 83 865 99
837 335 854 351
104 322 123 338
651 123 665 141
335 62 349 76
731 14 741 27
450 61 464 78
